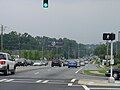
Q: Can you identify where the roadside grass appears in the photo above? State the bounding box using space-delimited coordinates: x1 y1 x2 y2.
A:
82 59 120 76
83 69 106 77
83 59 109 76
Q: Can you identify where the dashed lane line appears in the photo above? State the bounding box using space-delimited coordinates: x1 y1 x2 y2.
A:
0 79 7 82
34 72 39 75
5 79 14 82
68 83 73 86
42 80 49 83
36 80 42 83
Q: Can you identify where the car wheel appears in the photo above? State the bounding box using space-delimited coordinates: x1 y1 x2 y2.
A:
113 72 119 80
59 65 61 67
51 65 54 67
11 69 15 75
4 68 9 76
68 66 70 68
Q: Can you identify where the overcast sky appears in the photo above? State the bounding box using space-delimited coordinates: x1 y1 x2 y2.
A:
0 0 120 44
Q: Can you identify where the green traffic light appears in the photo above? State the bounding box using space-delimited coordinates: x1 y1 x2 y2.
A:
43 3 48 8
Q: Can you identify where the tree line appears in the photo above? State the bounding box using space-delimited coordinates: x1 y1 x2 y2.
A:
0 31 95 60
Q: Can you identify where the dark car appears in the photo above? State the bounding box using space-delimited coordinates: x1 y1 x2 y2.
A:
68 61 77 68
63 61 68 66
105 68 120 80
15 59 27 66
51 59 62 67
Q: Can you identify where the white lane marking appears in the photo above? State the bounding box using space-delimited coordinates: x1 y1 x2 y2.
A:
82 85 90 90
42 80 49 83
75 67 84 74
34 72 39 75
68 83 73 86
5 79 14 82
71 79 76 83
0 79 7 82
36 80 42 83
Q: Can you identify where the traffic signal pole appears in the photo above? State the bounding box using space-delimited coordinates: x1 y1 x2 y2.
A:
108 40 115 83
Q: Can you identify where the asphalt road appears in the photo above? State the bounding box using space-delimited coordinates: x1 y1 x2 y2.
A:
0 63 120 90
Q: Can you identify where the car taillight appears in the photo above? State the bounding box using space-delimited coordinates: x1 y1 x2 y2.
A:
0 61 6 65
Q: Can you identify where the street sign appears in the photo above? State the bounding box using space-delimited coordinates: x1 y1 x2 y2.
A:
48 41 64 47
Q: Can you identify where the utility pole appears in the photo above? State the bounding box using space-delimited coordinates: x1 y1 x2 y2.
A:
1 25 4 51
78 44 80 59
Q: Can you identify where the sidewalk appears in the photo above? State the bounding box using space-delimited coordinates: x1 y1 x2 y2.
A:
78 79 120 86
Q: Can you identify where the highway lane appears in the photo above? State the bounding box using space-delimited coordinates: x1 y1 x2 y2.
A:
1 64 120 90
0 65 86 90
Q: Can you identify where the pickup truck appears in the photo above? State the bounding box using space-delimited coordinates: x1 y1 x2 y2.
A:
0 52 16 75
105 68 120 80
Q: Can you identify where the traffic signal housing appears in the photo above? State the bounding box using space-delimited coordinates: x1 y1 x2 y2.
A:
43 0 48 8
103 33 115 41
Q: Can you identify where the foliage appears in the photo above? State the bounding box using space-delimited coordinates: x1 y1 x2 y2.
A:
0 31 96 60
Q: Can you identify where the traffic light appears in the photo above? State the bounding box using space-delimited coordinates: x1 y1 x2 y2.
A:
43 0 48 8
110 33 115 40
103 33 115 40
103 33 111 40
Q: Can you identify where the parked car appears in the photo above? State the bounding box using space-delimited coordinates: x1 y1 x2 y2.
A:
68 61 77 68
0 52 16 75
33 60 42 66
51 59 62 67
105 68 120 80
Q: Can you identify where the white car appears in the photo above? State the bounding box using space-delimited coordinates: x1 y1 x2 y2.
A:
0 52 16 75
33 60 42 66
80 61 85 66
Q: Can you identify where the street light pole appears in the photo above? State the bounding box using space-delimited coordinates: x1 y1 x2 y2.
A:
1 25 4 51
108 40 115 83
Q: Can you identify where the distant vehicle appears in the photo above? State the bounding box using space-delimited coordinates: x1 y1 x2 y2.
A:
33 60 42 66
15 59 27 66
51 59 62 67
85 60 89 64
0 52 16 75
41 60 48 66
105 68 120 80
80 61 85 66
63 61 68 66
68 61 77 68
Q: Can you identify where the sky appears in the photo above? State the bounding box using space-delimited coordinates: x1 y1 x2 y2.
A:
0 0 120 44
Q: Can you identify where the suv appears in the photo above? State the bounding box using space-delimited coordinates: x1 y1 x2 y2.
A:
51 59 62 67
0 52 16 75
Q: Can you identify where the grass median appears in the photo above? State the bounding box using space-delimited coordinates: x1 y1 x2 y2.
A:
83 69 106 76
